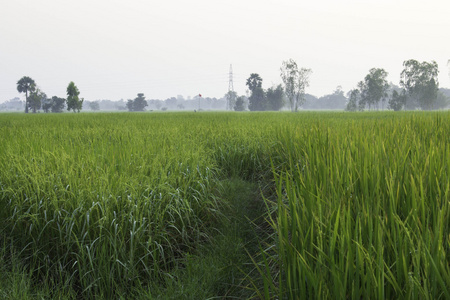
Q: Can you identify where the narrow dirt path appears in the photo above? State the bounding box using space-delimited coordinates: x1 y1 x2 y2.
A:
151 177 267 299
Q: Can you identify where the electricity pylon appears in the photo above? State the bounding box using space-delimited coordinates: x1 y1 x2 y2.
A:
227 64 235 110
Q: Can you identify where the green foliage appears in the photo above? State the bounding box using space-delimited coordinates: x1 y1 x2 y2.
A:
358 68 390 110
345 89 360 111
246 74 267 111
149 178 262 299
89 101 100 111
42 99 52 113
435 91 450 109
307 86 347 110
0 113 223 298
16 76 36 114
126 99 134 111
280 59 312 112
400 59 439 110
66 81 83 112
259 112 450 299
246 75 285 111
126 93 148 112
266 84 285 111
233 96 246 111
1 111 449 298
27 89 46 113
50 96 66 113
246 73 263 93
389 89 407 111
248 87 266 111
15 77 69 114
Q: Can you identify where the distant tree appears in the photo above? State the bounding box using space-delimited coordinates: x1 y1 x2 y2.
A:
41 96 65 113
301 94 319 109
246 73 263 93
234 96 246 111
154 101 163 110
127 93 148 112
89 101 100 111
66 82 83 112
356 81 367 110
266 84 285 111
51 96 66 113
388 90 407 111
164 97 178 109
126 100 134 111
358 68 389 110
400 59 439 110
226 90 237 111
440 88 450 99
134 93 148 111
309 86 347 110
345 89 360 112
16 76 36 113
421 77 438 110
0 98 25 111
435 90 450 109
248 87 266 111
280 59 312 112
116 99 126 110
42 98 53 113
28 89 46 113
246 74 267 111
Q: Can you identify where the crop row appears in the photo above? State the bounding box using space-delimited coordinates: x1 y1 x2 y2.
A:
0 111 449 298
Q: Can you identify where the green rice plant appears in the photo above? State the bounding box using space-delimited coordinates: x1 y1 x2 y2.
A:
1 111 449 298
262 111 450 299
0 113 222 298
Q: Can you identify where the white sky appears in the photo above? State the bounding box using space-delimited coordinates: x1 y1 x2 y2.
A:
1 0 449 102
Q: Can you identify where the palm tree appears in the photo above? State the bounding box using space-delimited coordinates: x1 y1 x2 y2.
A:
246 73 263 93
17 76 36 113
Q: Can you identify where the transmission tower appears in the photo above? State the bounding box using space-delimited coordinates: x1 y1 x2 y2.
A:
227 64 235 110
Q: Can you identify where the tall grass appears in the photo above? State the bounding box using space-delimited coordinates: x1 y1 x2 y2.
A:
265 112 450 299
0 113 221 298
1 111 449 298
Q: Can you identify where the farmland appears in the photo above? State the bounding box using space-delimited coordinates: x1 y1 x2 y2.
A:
0 111 449 299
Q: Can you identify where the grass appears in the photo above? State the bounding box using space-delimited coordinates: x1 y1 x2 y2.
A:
262 111 450 299
146 178 265 299
0 113 222 298
0 111 449 299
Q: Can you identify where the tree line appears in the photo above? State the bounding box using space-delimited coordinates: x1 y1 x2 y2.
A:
16 76 83 113
238 58 449 112
226 59 313 112
15 59 449 113
346 59 447 111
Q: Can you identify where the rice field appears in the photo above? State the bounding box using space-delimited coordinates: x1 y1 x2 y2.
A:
0 111 449 299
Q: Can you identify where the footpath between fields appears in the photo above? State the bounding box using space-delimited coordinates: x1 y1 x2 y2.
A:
151 177 269 299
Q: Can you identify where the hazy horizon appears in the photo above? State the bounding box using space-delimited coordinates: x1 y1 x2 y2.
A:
1 0 449 103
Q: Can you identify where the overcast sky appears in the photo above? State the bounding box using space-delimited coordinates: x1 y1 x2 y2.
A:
1 0 449 102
